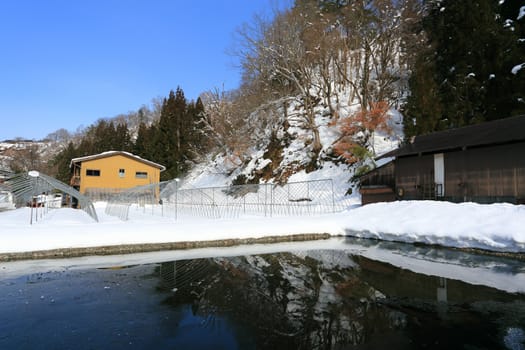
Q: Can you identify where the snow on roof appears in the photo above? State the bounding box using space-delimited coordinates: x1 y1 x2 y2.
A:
70 151 166 171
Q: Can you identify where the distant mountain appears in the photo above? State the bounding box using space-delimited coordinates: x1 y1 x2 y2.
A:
0 140 65 174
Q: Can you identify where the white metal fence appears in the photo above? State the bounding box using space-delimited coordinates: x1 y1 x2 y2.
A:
5 171 99 223
106 179 348 221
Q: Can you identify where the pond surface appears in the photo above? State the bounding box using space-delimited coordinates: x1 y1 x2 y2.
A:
0 238 524 350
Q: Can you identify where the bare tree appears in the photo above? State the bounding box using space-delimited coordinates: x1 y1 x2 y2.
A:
45 128 72 143
333 0 413 111
230 0 418 166
299 4 343 120
199 88 250 163
8 144 43 172
235 8 324 156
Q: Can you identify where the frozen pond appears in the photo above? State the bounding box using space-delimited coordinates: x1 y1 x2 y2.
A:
0 237 524 349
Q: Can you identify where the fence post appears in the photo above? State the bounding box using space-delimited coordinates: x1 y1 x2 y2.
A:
307 181 310 215
264 184 267 217
211 188 215 218
331 179 335 213
174 178 180 221
287 184 290 216
270 184 273 217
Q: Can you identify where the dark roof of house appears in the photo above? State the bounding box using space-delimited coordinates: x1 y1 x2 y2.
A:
378 115 525 159
70 151 166 171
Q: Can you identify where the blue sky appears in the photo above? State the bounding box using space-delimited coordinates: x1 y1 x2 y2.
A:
0 1 289 141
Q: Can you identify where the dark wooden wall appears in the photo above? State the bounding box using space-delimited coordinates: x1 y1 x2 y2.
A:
444 142 525 203
395 155 434 200
394 142 525 203
359 161 395 188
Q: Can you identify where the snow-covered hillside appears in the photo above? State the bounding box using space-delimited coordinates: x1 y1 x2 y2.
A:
0 140 63 173
184 90 404 202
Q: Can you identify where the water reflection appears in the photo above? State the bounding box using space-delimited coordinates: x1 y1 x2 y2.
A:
0 241 524 349
154 251 524 349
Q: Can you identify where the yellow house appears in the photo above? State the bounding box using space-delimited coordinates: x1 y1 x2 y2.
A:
70 151 165 196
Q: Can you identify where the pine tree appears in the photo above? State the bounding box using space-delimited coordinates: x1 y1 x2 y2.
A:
133 122 150 158
489 0 525 118
403 52 444 137
429 0 488 127
184 97 207 163
191 97 207 157
404 0 525 136
51 142 81 183
114 123 133 152
154 87 188 180
155 91 176 180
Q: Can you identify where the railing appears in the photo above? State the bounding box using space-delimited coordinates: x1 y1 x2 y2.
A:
70 175 80 187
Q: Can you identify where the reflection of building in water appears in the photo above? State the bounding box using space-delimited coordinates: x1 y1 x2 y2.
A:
436 277 448 318
152 253 525 349
355 255 518 305
437 277 447 303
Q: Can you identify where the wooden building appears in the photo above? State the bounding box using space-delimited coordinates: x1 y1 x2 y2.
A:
70 151 165 198
358 162 396 205
360 115 525 204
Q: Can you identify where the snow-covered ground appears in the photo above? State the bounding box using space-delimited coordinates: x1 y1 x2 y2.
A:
1 105 523 256
0 199 523 254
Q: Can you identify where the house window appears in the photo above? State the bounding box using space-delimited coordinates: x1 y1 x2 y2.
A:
135 171 148 179
86 169 101 176
119 169 125 178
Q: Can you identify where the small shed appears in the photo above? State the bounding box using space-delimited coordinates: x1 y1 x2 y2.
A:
361 115 525 204
358 162 396 205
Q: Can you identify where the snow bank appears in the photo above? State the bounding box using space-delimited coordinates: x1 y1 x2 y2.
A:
0 200 524 254
341 201 525 252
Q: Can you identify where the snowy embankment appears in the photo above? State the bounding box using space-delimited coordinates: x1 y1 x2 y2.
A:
0 200 524 255
342 200 525 253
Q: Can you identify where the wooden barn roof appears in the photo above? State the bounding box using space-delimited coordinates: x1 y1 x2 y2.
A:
379 115 525 159
70 151 166 171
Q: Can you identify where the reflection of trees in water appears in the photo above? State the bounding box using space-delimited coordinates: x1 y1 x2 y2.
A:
154 252 525 349
153 252 405 349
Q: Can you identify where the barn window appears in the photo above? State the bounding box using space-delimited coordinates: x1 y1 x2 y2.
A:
86 169 101 176
119 169 125 178
135 171 148 179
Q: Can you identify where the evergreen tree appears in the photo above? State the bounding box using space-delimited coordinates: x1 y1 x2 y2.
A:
404 0 525 136
51 141 81 183
133 122 151 158
189 97 207 158
154 87 188 180
114 123 133 152
429 0 488 127
182 98 205 163
403 52 443 137
52 86 235 183
490 0 525 118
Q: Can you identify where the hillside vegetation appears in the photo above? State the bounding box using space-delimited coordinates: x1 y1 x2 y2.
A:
2 0 523 194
